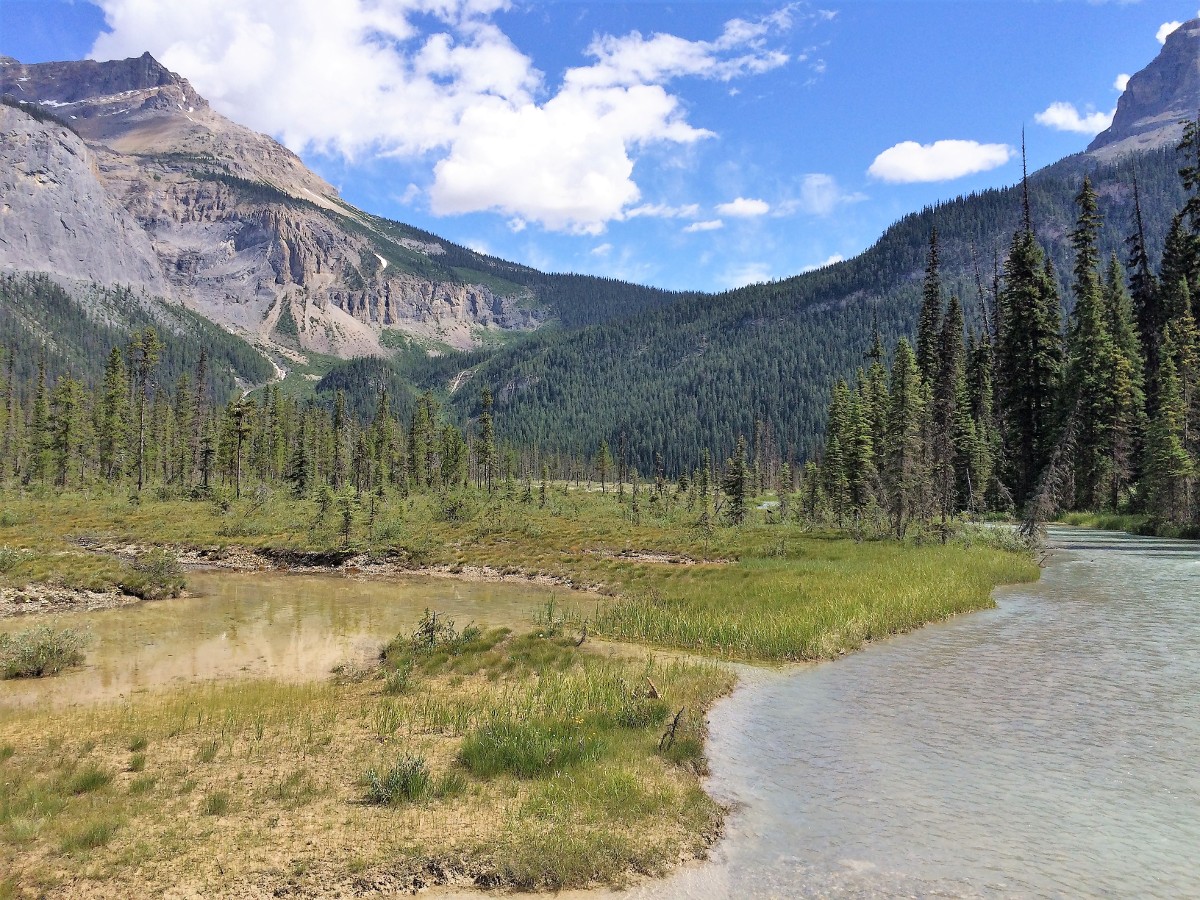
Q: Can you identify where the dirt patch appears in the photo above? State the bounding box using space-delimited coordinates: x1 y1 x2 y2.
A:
81 539 606 593
584 549 731 566
0 583 141 619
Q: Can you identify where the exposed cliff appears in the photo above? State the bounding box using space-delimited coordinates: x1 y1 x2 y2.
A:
1088 18 1200 160
0 53 541 358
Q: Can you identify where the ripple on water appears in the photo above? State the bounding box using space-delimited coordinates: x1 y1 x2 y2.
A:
591 527 1200 899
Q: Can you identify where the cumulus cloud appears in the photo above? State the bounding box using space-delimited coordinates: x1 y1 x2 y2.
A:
684 220 725 233
1114 73 1130 92
1034 101 1114 135
867 140 1014 183
1157 20 1182 43
90 0 805 234
716 197 770 217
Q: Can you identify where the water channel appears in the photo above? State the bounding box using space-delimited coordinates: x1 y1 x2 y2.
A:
0 570 568 708
587 527 1200 898
3 529 1197 897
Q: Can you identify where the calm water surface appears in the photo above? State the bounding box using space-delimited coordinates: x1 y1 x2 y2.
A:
0 570 567 707
595 527 1200 899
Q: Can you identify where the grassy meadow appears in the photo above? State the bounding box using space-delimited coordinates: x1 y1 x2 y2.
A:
0 485 1039 896
1 616 732 896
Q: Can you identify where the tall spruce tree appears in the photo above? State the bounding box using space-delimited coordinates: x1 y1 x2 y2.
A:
722 435 750 526
996 221 1063 509
916 229 943 385
932 294 966 522
884 339 927 539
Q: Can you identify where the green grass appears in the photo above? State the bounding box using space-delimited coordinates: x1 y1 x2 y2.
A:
0 487 1038 893
1 622 733 895
459 718 604 779
1058 511 1149 532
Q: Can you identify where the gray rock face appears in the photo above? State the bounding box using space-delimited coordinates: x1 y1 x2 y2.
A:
1088 19 1200 160
0 105 167 293
0 54 540 357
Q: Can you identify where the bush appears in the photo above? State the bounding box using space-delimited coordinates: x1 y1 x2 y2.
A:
0 546 21 573
405 609 481 654
118 549 185 600
459 718 602 779
364 754 432 804
0 625 88 678
615 695 669 729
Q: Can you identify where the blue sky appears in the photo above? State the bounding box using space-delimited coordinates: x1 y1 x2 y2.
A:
2 1 1197 291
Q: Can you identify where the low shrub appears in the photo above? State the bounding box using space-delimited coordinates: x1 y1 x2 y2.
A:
364 754 432 804
615 695 669 729
0 625 88 678
60 818 120 852
118 549 185 600
66 765 112 795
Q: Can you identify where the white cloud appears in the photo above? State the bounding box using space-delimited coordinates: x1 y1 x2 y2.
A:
591 243 613 256
1034 101 1114 136
1157 20 1182 43
801 253 844 272
867 140 1014 183
787 173 865 216
624 202 701 219
395 183 422 205
684 220 725 233
716 197 770 217
90 0 806 234
1114 73 1130 92
719 262 773 289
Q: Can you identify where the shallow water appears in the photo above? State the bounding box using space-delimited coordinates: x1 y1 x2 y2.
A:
588 526 1200 899
0 570 568 707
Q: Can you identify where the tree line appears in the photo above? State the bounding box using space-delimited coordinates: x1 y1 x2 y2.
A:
805 130 1200 536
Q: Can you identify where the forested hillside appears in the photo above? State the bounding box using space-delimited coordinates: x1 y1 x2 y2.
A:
0 274 272 396
365 146 1187 475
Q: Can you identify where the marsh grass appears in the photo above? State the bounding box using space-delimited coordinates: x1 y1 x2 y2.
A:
0 489 1036 894
459 718 603 778
1 627 733 896
0 625 88 678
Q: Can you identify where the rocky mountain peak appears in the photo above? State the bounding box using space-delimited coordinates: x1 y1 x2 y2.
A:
0 52 203 108
1088 18 1200 159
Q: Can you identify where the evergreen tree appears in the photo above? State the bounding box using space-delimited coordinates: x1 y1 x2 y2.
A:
476 387 496 492
1102 254 1147 507
1064 177 1123 510
28 357 50 486
916 228 943 384
594 439 612 493
1143 325 1194 523
996 223 1063 509
97 346 129 482
128 328 163 492
49 375 85 488
722 435 750 526
884 339 927 539
1126 171 1162 386
932 294 966 522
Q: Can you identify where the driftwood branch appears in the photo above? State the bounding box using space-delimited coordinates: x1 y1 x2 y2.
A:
659 707 685 751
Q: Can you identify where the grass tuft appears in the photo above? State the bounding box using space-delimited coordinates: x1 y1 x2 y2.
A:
459 718 603 779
